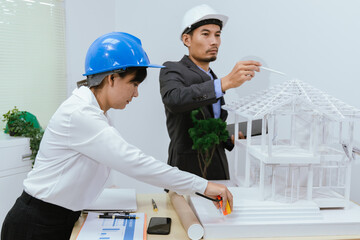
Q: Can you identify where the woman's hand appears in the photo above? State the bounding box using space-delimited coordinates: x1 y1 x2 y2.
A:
204 182 233 212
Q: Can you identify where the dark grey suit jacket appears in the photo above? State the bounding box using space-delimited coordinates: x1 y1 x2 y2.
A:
159 55 233 180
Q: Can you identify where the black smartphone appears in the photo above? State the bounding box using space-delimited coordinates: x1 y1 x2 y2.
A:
147 217 171 235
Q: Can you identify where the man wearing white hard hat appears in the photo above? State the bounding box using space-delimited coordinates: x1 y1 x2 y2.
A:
159 4 262 180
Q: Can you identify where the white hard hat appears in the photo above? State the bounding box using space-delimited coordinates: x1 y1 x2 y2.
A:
180 4 228 40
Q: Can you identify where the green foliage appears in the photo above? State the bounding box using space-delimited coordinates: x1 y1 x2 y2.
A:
2 107 44 165
188 109 229 178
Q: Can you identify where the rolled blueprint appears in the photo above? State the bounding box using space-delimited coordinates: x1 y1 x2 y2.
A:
169 191 204 240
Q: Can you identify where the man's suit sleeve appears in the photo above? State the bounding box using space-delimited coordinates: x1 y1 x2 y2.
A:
159 62 219 113
223 137 234 151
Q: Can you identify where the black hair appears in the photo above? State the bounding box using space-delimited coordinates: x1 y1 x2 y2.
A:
182 18 223 36
88 67 147 90
113 67 147 84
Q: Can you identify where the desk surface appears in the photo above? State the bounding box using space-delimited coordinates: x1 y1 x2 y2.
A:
71 193 360 240
71 193 187 240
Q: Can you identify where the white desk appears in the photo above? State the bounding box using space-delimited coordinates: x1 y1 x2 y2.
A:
0 134 32 227
71 193 360 240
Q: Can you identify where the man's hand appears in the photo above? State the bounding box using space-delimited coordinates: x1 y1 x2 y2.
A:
221 60 262 92
231 131 245 144
204 182 233 212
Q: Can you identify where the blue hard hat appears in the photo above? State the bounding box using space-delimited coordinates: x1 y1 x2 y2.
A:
83 32 164 76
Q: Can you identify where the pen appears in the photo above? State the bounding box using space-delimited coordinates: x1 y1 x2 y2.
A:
195 192 223 214
260 66 287 76
195 192 232 215
152 198 158 212
98 215 139 219
216 195 224 215
195 192 222 202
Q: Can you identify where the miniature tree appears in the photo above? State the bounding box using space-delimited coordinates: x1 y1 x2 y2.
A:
189 109 229 178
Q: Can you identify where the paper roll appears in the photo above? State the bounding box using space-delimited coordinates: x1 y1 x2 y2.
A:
169 191 204 240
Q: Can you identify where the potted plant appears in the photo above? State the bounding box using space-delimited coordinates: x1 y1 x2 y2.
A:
188 109 229 178
2 106 44 165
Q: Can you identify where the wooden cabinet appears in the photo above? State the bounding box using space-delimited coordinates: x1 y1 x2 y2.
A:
0 134 32 227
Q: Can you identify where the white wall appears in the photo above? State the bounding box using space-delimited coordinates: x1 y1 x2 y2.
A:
65 0 360 198
65 0 116 93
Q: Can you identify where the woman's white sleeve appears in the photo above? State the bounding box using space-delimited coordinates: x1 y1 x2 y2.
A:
68 107 208 195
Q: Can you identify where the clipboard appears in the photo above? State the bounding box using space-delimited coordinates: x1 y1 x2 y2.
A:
84 188 137 213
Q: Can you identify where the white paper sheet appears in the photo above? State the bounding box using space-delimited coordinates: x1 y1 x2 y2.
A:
84 188 137 212
76 212 146 240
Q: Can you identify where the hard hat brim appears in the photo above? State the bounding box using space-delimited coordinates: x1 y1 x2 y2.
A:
78 63 165 88
146 64 165 69
83 64 165 76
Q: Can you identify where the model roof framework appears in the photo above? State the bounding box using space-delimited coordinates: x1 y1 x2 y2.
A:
225 79 360 121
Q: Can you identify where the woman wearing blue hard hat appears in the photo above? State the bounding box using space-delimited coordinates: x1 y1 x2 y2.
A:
1 32 233 240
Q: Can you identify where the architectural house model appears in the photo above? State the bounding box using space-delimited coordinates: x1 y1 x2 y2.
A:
223 79 360 208
189 79 360 239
